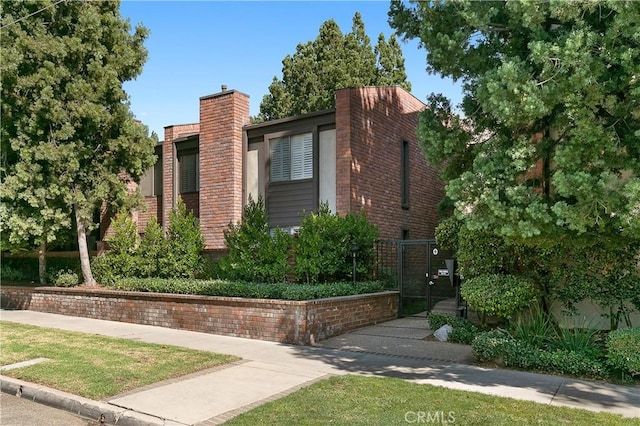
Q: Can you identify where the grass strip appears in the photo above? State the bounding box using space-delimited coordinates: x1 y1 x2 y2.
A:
226 375 639 426
0 321 238 399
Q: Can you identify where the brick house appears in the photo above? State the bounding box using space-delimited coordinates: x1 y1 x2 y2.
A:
131 85 444 255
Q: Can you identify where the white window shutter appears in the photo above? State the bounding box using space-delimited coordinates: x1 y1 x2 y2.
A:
291 133 312 180
270 137 290 182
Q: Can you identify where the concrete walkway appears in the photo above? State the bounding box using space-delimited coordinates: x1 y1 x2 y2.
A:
1 310 638 425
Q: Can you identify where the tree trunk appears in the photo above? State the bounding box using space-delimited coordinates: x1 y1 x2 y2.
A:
38 240 47 285
74 204 96 286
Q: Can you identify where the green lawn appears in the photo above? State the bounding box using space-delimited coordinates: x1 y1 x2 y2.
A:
0 321 238 399
226 375 639 426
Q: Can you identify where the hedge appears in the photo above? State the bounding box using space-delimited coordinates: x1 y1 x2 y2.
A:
110 278 392 301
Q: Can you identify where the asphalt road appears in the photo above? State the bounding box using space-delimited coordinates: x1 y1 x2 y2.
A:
0 392 104 426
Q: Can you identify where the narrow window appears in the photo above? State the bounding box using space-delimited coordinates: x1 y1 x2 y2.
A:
179 151 199 193
401 139 410 209
140 150 163 196
153 154 163 196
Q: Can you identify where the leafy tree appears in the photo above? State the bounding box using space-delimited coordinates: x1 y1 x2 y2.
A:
259 12 411 120
1 0 155 285
389 1 640 324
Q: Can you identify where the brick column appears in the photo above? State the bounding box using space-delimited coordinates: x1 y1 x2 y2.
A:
335 88 352 215
198 89 250 250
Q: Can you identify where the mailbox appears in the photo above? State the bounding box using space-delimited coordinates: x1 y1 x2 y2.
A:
445 258 456 287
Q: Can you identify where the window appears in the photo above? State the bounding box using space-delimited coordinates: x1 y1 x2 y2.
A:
270 133 313 182
401 139 410 209
140 151 163 196
179 151 199 193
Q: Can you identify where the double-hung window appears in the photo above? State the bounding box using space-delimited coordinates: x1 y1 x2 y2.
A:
270 133 313 182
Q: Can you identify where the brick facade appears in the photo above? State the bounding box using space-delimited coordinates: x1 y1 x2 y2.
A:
138 195 162 231
102 85 444 251
335 87 444 239
2 286 398 345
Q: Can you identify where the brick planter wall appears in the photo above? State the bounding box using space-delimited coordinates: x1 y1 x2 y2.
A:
1 286 398 345
1 286 34 310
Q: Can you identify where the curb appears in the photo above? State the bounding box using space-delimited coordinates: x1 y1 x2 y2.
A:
0 375 165 426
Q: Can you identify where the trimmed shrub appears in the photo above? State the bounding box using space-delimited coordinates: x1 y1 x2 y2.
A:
95 201 206 283
218 195 292 283
294 203 378 283
136 217 167 278
111 278 390 301
606 327 640 377
165 199 205 278
98 214 140 281
461 274 538 324
472 330 607 379
53 269 79 287
537 349 607 379
472 329 513 363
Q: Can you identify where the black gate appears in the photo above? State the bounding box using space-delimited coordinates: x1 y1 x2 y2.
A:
375 239 458 317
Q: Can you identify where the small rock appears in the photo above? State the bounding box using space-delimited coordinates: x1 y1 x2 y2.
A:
433 324 453 342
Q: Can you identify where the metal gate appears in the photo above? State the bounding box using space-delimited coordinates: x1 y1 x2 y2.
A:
378 240 459 316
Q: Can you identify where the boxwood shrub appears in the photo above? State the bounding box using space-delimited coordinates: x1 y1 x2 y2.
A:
461 274 538 324
606 327 640 377
110 278 391 301
472 330 607 379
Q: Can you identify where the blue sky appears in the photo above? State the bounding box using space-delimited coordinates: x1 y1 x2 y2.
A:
119 1 463 138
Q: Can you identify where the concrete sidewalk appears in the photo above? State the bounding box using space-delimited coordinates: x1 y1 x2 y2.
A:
1 310 638 425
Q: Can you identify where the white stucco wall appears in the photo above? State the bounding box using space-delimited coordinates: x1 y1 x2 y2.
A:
319 129 336 213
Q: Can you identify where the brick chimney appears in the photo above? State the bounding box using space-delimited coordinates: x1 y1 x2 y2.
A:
198 87 250 250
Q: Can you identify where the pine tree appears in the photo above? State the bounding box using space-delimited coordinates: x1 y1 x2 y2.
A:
259 12 411 121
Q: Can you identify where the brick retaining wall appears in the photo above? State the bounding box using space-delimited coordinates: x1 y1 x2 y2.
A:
0 286 398 345
1 285 33 310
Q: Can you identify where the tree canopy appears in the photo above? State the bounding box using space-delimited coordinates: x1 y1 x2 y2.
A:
259 12 411 121
390 0 639 244
1 0 155 284
390 0 639 325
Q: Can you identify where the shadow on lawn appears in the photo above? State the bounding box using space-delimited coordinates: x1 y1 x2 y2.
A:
286 342 640 413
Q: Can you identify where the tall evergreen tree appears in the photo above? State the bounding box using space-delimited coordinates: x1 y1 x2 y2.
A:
259 12 411 121
389 0 640 321
1 0 155 285
389 0 639 242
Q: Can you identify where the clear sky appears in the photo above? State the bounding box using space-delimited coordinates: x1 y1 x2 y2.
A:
119 0 463 139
